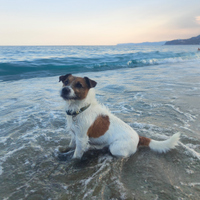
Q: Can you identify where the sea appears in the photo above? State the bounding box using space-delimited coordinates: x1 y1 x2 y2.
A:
0 45 200 200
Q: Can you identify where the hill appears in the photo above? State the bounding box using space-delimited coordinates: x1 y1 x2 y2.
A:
117 41 166 46
165 35 200 45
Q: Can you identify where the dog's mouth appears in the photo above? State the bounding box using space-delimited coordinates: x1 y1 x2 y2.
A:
60 94 77 100
60 93 69 100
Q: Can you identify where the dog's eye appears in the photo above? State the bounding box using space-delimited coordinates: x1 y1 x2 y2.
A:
76 82 83 88
64 80 69 85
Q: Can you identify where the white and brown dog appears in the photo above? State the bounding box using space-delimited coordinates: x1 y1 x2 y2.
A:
59 74 180 159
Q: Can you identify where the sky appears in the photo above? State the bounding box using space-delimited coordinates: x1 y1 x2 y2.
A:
0 0 200 45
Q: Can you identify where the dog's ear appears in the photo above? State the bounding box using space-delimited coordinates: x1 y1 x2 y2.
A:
84 77 97 88
59 74 72 82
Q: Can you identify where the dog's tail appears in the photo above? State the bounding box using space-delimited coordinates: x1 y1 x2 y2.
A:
138 133 180 153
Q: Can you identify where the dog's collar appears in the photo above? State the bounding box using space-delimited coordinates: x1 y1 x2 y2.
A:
66 104 90 117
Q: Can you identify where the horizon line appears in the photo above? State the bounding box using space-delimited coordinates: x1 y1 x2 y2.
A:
0 44 117 47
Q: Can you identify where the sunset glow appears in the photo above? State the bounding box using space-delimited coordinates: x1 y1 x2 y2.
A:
0 0 200 45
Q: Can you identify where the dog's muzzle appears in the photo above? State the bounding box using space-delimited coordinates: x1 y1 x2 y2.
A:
61 87 71 99
61 87 77 100
62 87 70 95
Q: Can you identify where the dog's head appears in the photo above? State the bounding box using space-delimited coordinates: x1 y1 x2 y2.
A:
59 74 97 100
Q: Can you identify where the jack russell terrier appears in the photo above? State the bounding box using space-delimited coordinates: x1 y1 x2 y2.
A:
59 74 180 159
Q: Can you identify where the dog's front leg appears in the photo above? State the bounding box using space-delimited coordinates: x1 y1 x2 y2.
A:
72 134 89 159
69 138 76 149
59 130 75 153
69 132 76 149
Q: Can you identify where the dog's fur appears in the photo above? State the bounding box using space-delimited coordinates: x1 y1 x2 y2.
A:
59 74 180 159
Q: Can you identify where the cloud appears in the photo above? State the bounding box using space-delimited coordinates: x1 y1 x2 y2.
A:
195 16 200 24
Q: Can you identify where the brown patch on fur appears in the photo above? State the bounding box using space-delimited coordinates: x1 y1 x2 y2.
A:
138 136 151 147
87 115 110 138
71 77 90 100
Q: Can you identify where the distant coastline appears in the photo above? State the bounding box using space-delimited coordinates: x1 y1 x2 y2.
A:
165 35 200 45
117 41 166 46
117 35 200 46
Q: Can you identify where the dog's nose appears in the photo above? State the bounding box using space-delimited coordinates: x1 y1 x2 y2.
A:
62 87 70 95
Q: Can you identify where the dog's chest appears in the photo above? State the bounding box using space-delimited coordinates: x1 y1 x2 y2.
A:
67 117 78 133
67 116 88 136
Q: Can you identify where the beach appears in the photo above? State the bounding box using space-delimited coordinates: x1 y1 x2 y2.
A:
0 45 200 199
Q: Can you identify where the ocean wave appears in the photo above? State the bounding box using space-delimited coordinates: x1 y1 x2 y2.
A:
1 46 200 80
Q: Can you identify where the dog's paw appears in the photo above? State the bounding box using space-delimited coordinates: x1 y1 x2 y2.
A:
72 155 82 159
58 146 71 153
72 151 83 159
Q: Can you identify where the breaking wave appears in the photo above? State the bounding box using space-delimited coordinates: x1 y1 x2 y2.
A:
0 45 200 80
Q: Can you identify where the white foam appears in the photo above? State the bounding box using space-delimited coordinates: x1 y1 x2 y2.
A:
0 137 7 144
189 182 200 187
77 155 114 200
81 156 110 188
131 122 155 130
127 57 188 67
0 145 26 162
166 104 196 122
186 169 194 174
179 142 200 160
24 159 30 165
61 184 68 190
185 143 200 149
114 179 128 199
181 134 199 142
83 189 94 199
0 145 26 177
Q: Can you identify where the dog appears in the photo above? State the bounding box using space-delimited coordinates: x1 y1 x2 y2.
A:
59 74 180 159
